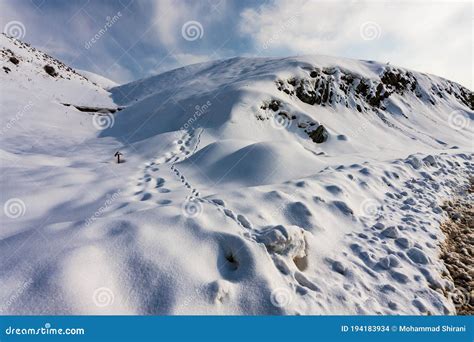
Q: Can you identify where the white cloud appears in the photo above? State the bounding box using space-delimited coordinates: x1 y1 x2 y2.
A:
239 0 472 88
152 0 195 48
150 0 229 50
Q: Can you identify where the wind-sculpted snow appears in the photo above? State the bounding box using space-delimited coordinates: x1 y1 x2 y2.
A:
177 140 324 188
0 36 473 315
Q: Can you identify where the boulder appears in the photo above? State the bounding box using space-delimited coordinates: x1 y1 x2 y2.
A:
309 125 329 143
44 65 58 77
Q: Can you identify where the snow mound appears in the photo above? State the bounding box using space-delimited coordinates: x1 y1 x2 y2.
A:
178 139 323 187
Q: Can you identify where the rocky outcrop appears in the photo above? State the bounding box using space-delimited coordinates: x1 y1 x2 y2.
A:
1 33 95 84
276 65 473 111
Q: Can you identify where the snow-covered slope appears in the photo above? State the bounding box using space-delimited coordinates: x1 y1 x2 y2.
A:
0 35 472 315
0 34 117 152
77 69 118 90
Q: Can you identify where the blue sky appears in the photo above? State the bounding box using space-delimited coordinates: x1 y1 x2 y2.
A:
1 0 472 88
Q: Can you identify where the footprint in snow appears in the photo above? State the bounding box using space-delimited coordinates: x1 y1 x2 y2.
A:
325 185 343 195
140 193 152 201
156 178 165 188
212 199 225 206
237 214 252 229
224 209 235 219
295 272 320 292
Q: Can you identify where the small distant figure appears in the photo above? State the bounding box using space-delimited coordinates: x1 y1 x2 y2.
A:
114 151 123 164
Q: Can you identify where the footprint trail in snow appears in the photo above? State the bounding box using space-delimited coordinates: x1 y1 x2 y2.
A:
128 129 203 208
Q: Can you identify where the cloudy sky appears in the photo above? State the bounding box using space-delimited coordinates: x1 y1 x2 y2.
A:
1 0 472 88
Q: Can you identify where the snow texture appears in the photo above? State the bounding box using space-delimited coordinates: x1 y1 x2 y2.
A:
0 34 473 315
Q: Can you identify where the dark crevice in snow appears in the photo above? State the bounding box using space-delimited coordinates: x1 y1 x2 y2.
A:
61 103 124 114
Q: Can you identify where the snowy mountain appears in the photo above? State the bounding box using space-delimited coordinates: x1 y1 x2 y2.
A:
0 34 472 315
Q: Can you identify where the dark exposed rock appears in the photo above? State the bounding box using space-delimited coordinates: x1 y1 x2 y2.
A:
380 67 418 94
61 103 122 113
295 79 317 105
3 66 11 73
268 99 280 111
322 67 337 75
44 64 58 77
308 125 329 143
276 64 473 112
9 56 19 65
356 79 370 97
278 111 291 120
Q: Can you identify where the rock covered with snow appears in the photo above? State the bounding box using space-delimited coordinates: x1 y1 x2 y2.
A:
258 225 307 260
